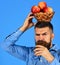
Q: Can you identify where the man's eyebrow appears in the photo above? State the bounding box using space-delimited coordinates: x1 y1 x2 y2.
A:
36 32 48 35
42 32 48 35
36 34 40 36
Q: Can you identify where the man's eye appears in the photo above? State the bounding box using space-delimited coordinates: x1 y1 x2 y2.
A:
42 33 47 35
36 34 40 36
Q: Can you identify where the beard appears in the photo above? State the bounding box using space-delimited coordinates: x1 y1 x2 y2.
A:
35 40 51 50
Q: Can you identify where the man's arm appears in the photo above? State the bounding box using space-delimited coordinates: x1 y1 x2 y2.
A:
1 12 34 48
0 12 34 61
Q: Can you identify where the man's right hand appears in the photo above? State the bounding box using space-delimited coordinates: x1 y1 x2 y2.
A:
20 12 35 32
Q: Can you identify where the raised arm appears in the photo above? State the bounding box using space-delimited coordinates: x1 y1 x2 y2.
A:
0 12 34 61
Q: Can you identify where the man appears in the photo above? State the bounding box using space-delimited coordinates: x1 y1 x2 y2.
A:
1 13 60 65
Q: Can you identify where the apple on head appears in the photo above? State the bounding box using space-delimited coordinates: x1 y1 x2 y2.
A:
38 2 47 10
43 7 53 13
31 5 41 13
31 2 54 14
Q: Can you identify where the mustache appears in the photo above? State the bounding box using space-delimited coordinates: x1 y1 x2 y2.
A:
36 40 51 49
36 40 47 45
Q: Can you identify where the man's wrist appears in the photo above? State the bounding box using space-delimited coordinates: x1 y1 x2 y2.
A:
48 56 54 63
19 26 27 32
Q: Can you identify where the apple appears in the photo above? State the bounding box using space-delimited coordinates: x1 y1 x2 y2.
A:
31 5 40 13
43 7 53 13
38 2 47 10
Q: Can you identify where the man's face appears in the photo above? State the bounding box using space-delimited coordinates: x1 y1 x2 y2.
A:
35 27 54 49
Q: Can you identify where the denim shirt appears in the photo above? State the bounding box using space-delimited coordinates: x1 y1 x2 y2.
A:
1 30 60 65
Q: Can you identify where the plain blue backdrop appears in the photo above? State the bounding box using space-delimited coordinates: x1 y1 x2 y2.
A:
0 0 60 65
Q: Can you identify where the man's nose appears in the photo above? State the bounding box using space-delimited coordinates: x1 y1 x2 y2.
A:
39 35 44 40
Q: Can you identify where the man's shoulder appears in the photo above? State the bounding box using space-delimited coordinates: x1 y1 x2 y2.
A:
52 44 60 52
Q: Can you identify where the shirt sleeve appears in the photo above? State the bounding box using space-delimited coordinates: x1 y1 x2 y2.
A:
1 30 23 49
0 29 29 61
50 58 60 65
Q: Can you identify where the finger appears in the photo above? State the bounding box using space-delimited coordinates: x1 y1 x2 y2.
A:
27 12 34 17
28 16 34 19
34 51 42 56
34 48 43 52
35 53 41 56
36 45 45 48
35 53 42 56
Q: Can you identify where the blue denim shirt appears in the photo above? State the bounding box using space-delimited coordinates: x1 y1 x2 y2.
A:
1 30 60 65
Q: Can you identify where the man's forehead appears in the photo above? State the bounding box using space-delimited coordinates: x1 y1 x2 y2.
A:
35 27 50 33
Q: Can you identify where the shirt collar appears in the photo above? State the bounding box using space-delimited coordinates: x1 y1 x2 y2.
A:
49 44 59 52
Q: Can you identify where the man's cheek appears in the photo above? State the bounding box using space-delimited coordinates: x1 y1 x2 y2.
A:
35 37 39 42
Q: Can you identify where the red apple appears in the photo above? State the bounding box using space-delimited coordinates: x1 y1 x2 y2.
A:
38 2 47 10
31 5 40 13
43 7 53 13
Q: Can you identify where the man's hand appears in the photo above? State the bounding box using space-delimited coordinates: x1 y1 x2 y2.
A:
34 45 54 63
20 12 35 32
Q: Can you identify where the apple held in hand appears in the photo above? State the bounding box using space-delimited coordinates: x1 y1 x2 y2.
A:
38 2 47 10
31 5 40 13
43 7 53 13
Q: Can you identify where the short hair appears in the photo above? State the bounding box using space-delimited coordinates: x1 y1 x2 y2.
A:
35 21 53 32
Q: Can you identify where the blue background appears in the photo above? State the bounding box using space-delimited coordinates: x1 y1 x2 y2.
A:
0 0 60 65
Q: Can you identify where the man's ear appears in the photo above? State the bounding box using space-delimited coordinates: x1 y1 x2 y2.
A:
51 33 54 40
